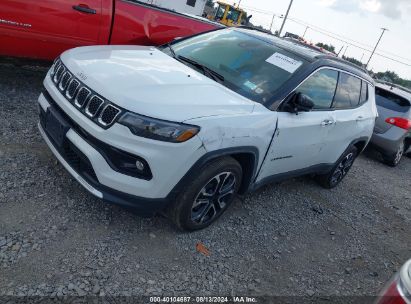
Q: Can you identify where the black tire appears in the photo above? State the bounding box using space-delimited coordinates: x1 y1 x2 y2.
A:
383 142 405 167
316 146 358 189
168 157 242 231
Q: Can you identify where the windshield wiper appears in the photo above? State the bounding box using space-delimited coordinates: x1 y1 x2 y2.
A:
167 43 176 58
178 55 225 83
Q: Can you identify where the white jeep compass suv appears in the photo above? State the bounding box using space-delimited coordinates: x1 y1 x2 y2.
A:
38 28 377 230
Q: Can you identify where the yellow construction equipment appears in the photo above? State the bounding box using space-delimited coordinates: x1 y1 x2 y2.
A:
209 2 247 27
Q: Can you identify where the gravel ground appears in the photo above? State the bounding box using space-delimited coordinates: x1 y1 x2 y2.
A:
0 63 410 300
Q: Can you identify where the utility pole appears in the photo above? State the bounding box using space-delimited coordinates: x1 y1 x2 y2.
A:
270 14 276 33
270 14 283 33
343 45 349 57
366 27 388 68
278 0 293 37
337 45 344 57
303 26 309 38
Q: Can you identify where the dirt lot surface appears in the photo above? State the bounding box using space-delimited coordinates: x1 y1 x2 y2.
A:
1 64 411 301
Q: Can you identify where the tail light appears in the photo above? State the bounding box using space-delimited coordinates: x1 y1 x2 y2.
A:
376 260 411 304
385 117 411 130
377 277 408 304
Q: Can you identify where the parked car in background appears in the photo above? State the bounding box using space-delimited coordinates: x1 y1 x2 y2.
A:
370 83 411 166
0 0 220 61
376 259 411 304
37 28 377 230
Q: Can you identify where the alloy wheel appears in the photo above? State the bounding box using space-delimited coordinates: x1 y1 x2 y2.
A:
330 152 355 186
393 142 404 165
191 172 237 225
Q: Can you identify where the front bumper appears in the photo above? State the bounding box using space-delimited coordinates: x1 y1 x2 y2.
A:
38 121 168 216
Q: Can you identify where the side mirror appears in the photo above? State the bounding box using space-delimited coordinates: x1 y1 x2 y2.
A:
284 92 315 114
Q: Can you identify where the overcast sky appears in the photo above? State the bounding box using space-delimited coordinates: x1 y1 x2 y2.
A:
225 0 411 79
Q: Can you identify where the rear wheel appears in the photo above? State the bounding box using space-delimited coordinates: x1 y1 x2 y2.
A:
316 146 358 189
168 157 242 231
383 141 404 167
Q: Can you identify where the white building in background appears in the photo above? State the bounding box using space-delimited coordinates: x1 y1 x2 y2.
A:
142 0 207 16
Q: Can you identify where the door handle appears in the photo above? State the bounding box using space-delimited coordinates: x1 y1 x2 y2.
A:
356 116 367 122
73 5 96 14
321 119 335 127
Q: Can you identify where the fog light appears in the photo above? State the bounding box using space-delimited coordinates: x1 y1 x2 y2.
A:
136 160 145 171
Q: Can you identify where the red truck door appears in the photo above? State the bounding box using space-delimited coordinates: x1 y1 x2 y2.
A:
0 0 111 60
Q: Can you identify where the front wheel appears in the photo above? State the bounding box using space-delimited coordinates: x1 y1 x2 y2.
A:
316 146 358 189
169 157 242 231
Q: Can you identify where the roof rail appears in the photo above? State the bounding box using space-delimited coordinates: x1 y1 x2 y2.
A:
376 80 411 94
317 55 369 73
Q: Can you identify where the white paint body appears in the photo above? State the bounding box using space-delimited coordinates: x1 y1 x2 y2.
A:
39 45 376 201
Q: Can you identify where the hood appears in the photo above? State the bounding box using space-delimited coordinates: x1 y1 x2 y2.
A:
62 46 255 122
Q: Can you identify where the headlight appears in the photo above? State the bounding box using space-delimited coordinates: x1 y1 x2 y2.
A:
118 112 200 143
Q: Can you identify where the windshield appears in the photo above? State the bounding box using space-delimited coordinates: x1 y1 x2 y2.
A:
163 29 308 104
227 7 240 22
215 4 226 19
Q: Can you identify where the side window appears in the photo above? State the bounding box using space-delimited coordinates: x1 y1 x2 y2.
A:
333 73 362 109
296 69 338 109
359 81 368 105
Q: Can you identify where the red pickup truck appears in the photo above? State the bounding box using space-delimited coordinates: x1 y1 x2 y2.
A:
0 0 221 61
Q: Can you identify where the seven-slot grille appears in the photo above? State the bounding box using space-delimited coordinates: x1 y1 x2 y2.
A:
86 96 104 117
50 58 121 128
74 87 91 108
99 105 121 126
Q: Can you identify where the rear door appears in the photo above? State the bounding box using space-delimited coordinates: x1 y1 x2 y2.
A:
0 0 106 60
322 73 375 164
257 69 339 180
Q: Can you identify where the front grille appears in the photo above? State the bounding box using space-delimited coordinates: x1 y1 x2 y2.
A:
99 105 121 126
54 65 65 83
75 87 91 108
66 79 80 100
59 71 72 91
50 58 122 128
86 96 104 117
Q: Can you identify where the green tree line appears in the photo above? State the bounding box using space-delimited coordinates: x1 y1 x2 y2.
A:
316 42 410 89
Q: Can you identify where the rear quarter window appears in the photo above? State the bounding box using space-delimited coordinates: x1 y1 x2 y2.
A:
375 88 410 113
359 81 368 105
333 73 362 109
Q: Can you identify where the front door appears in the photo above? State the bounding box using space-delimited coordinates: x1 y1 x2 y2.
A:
256 68 339 182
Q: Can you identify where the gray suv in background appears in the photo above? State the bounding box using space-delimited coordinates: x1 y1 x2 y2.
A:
371 83 411 166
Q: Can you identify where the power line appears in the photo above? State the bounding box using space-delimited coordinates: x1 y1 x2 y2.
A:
286 18 411 67
237 4 411 64
289 16 411 63
366 28 388 68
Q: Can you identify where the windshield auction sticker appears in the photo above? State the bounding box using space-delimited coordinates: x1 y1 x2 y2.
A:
266 53 303 73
